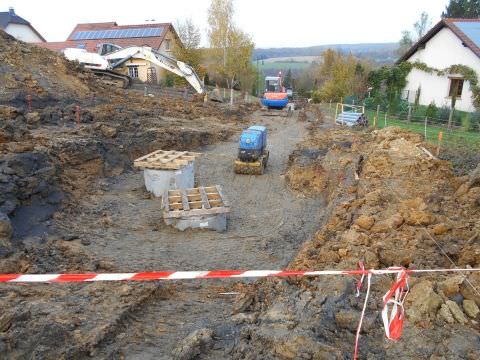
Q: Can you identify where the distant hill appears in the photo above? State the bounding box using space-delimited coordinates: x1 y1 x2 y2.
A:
254 43 399 64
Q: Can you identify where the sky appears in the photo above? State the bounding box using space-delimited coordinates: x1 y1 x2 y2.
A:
4 0 449 48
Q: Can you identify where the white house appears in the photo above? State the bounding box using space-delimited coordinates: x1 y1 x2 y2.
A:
0 7 45 43
399 18 480 113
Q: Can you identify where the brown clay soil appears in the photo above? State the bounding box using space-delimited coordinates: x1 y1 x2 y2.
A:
227 113 480 360
1 29 480 359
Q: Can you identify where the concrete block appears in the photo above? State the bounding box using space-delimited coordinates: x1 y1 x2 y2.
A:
164 213 227 232
144 162 194 197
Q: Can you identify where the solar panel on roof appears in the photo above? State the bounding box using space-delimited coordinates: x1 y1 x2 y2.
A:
72 32 83 40
71 27 164 40
454 21 480 48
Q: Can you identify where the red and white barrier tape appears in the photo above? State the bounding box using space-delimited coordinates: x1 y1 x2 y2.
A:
1 266 478 360
0 267 477 283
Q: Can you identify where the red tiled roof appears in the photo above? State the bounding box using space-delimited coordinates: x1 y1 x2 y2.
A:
66 22 171 41
67 22 118 35
35 41 80 52
398 18 480 63
36 38 165 53
37 21 180 53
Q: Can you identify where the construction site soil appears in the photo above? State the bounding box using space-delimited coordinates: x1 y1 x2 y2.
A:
1 30 480 359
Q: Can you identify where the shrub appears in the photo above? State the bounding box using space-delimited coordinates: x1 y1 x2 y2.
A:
436 106 462 126
425 101 438 119
398 100 410 116
311 90 321 104
165 74 175 87
364 94 387 111
437 106 450 120
470 112 480 132
461 113 471 131
364 97 376 110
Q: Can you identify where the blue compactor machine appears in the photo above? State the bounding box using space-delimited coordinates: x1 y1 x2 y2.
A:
234 125 269 175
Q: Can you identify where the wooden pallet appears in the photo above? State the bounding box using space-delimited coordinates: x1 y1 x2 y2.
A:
134 150 202 170
162 185 230 219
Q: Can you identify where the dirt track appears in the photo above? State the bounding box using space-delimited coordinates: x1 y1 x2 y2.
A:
53 111 325 358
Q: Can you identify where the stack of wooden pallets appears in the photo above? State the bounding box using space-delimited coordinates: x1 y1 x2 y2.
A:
134 149 229 231
162 185 230 219
133 150 202 170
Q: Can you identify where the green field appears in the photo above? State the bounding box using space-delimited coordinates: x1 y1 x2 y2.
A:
256 60 310 71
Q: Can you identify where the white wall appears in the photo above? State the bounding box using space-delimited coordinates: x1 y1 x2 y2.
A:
404 27 480 112
4 23 43 43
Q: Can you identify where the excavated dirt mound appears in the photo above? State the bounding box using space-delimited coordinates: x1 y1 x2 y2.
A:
0 30 106 105
229 126 480 359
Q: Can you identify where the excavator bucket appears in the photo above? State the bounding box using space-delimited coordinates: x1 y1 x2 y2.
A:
234 160 264 175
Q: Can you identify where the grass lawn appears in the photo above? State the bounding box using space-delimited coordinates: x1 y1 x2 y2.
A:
321 104 480 150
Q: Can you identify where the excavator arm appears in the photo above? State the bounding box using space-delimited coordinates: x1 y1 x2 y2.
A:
104 47 205 94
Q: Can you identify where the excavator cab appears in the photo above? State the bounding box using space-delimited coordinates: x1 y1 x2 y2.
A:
265 76 282 93
97 43 122 56
261 73 288 110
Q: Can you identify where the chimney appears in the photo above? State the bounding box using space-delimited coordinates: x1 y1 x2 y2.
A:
8 7 15 15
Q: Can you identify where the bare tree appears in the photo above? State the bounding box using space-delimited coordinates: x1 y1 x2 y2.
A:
173 18 204 83
175 18 201 50
398 12 432 56
207 0 255 92
398 30 414 56
413 12 432 39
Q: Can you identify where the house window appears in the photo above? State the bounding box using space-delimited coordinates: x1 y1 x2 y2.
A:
449 78 464 98
128 66 139 78
164 39 171 51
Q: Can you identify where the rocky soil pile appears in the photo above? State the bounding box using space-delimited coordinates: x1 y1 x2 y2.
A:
230 126 480 359
0 30 106 105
